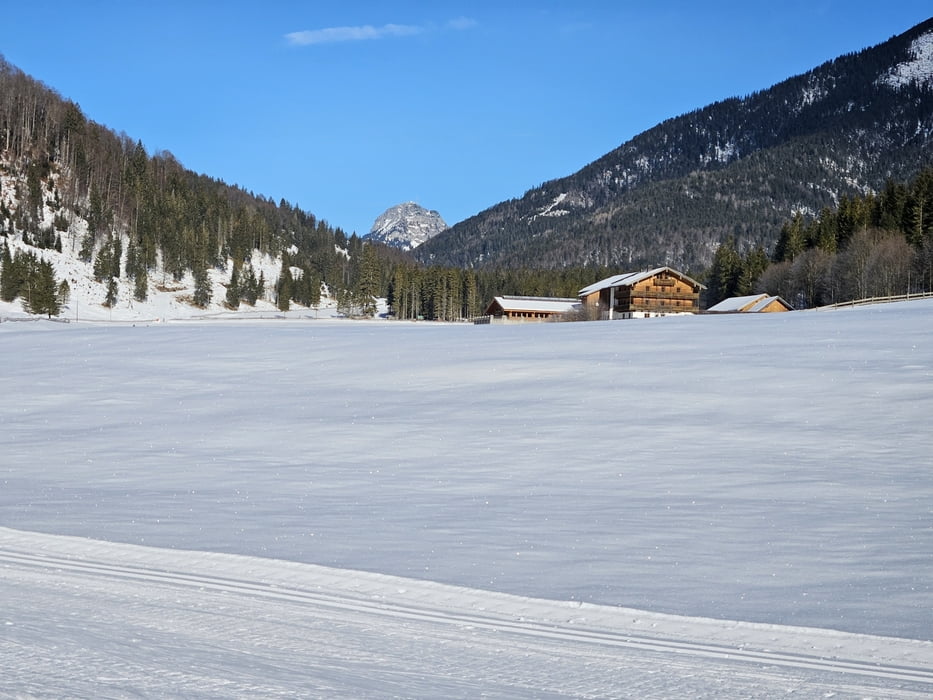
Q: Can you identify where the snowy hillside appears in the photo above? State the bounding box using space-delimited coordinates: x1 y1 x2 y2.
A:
0 157 364 323
879 30 933 89
0 166 298 321
415 18 933 271
2 301 932 696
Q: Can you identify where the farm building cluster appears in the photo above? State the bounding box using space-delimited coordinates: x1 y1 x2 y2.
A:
476 267 792 324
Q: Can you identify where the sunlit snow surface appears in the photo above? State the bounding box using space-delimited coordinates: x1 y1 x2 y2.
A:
3 528 931 698
2 301 932 696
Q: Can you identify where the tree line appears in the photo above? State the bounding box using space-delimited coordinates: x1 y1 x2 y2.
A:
706 167 933 307
353 249 612 321
0 54 358 313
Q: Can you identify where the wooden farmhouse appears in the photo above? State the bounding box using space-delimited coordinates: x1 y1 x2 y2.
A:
707 293 794 313
578 267 705 319
478 296 580 323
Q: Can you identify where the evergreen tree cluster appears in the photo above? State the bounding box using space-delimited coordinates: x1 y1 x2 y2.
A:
225 260 266 310
385 263 478 321
708 167 933 308
0 242 65 316
0 54 358 314
772 169 933 263
704 240 770 306
363 247 612 321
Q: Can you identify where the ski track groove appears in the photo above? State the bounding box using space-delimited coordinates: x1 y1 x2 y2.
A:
3 546 932 688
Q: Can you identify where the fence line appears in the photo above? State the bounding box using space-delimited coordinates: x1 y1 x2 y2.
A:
817 291 933 310
0 316 70 324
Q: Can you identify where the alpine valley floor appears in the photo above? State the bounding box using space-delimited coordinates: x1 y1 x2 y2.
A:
1 300 932 697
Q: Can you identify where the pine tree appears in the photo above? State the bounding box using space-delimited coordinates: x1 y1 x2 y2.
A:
111 236 123 278
105 277 118 307
706 237 742 305
134 268 148 301
0 243 18 301
876 179 908 231
391 265 410 319
226 264 240 309
737 247 769 295
836 195 870 247
92 245 111 282
811 207 839 254
903 169 932 246
26 258 61 317
308 271 321 308
193 267 211 307
57 279 71 309
774 213 806 262
240 263 259 305
256 271 266 304
463 270 479 320
276 264 292 311
358 243 380 288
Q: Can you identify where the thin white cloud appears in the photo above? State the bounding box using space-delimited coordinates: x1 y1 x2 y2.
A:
286 23 423 46
286 18 476 47
447 17 478 31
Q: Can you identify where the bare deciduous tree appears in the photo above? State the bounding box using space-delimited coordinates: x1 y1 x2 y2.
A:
865 236 914 297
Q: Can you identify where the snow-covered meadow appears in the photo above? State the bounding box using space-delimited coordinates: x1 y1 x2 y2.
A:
2 300 932 696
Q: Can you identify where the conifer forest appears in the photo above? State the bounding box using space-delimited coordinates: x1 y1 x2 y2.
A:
2 27 932 320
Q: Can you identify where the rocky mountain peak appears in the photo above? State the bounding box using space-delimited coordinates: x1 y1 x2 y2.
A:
366 202 448 251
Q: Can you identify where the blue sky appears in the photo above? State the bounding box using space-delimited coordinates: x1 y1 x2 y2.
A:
2 2 931 236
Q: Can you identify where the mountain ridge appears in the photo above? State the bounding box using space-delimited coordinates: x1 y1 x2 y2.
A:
416 17 933 273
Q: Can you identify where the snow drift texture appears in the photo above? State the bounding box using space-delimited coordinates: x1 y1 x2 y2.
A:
1 301 931 696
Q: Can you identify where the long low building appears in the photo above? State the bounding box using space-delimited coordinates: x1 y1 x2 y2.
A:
478 295 581 323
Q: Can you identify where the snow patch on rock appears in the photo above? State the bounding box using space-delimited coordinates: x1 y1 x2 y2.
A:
878 31 933 89
366 202 447 251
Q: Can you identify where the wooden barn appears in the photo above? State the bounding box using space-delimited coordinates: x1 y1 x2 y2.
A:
707 293 793 313
479 296 580 323
578 267 705 319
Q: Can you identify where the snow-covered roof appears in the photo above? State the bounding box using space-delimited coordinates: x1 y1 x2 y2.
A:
578 267 705 297
707 294 769 312
707 294 793 313
748 295 792 312
490 296 579 313
578 272 643 297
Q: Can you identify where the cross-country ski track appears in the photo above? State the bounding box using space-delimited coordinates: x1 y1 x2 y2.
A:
2 527 931 698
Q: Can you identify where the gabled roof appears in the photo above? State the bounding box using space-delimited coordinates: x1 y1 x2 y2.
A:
487 296 580 314
707 294 794 313
707 294 768 312
578 266 705 297
747 295 793 312
578 272 644 297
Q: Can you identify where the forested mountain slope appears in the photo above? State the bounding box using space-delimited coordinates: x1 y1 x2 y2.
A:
416 18 933 273
0 54 368 316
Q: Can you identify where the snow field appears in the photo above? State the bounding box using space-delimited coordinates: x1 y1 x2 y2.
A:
1 300 932 695
1 527 931 698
